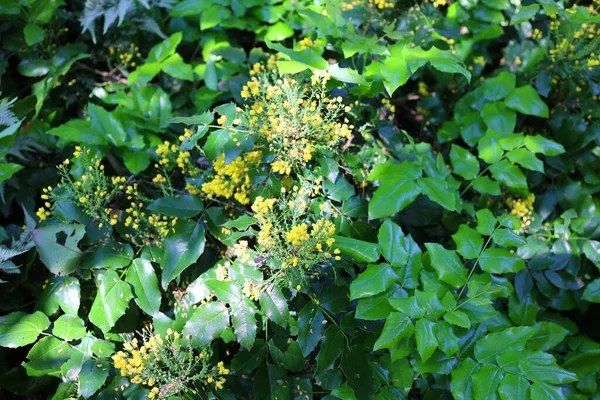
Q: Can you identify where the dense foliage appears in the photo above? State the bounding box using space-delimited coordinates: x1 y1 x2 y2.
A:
1 0 600 399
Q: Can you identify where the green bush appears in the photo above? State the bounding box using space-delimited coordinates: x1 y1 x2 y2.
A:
0 0 599 399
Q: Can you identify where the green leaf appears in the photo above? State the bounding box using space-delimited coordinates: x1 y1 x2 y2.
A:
472 177 501 195
126 258 161 317
264 21 294 41
481 102 516 136
482 72 516 101
476 209 497 236
232 299 257 350
492 228 526 247
147 195 204 218
298 304 324 356
182 302 229 346
122 149 150 174
24 336 71 376
380 56 411 95
504 86 549 118
415 319 438 363
474 326 538 363
478 131 504 164
444 310 471 329
52 314 86 341
434 321 460 356
266 40 328 70
373 312 413 351
24 23 45 46
160 221 205 288
519 351 577 384
88 269 133 334
489 160 528 190
0 312 50 348
349 263 398 300
450 145 480 180
88 103 127 146
527 322 569 352
259 285 289 327
472 363 504 400
33 223 85 275
425 243 467 287
0 163 22 184
205 279 243 304
529 382 566 400
451 358 480 400
147 32 182 63
479 248 526 274
452 225 484 260
128 62 162 85
378 221 409 267
562 349 600 378
79 359 109 399
200 5 230 30
419 177 456 210
316 326 345 374
161 53 193 81
368 178 421 219
524 135 565 156
506 148 544 173
498 374 530 400
582 278 600 302
36 276 81 316
510 4 540 25
332 236 380 262
402 45 471 83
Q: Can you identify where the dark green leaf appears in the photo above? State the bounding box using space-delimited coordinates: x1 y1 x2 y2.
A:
479 248 526 274
52 314 86 341
349 263 398 300
259 285 289 327
452 225 484 260
89 269 133 334
126 258 161 317
504 86 549 118
333 236 380 262
368 178 421 219
161 221 205 288
450 145 480 180
425 243 467 287
182 302 229 346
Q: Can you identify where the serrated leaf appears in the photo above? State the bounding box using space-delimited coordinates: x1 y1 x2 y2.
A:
349 263 398 300
452 225 484 260
298 304 324 356
147 195 204 218
415 319 438 363
425 243 467 287
52 314 86 341
88 269 133 334
373 312 413 351
161 222 205 288
232 299 257 350
126 258 161 317
450 145 480 180
259 286 289 327
505 86 549 118
368 178 421 219
182 302 229 346
479 248 526 274
0 311 50 348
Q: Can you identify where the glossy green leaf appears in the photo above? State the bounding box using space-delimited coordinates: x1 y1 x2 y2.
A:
498 374 530 400
419 177 456 210
298 304 324 356
88 269 133 334
519 351 578 384
482 102 516 136
259 285 289 327
450 145 480 180
0 312 50 348
316 325 345 374
472 363 504 400
452 225 484 259
582 278 600 302
529 382 566 400
476 209 497 236
182 302 229 346
479 248 526 274
79 359 109 399
415 319 438 363
349 263 398 300
160 221 205 288
444 310 471 329
33 223 85 275
368 178 421 219
451 358 480 400
232 299 257 350
482 72 516 101
24 23 45 46
506 148 544 173
373 312 413 351
425 243 467 287
474 326 538 363
510 4 540 25
377 221 409 267
489 160 528 189
147 32 182 63
52 314 86 341
333 236 380 262
504 86 549 118
523 135 565 156
126 258 161 317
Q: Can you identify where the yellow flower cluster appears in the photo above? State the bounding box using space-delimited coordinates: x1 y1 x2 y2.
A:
341 0 394 11
201 151 262 205
123 183 178 246
242 185 340 278
507 194 535 230
112 328 228 398
547 15 599 71
155 140 197 175
238 65 353 177
432 0 446 8
108 43 141 69
242 280 262 301
297 37 326 51
39 147 126 228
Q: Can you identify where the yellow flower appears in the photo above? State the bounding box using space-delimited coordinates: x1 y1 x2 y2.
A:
286 223 310 246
